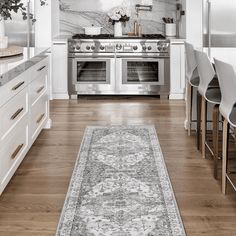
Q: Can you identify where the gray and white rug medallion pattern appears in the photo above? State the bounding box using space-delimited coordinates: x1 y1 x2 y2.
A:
56 125 186 236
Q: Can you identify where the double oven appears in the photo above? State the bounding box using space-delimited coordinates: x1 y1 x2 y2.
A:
68 53 116 95
68 37 170 97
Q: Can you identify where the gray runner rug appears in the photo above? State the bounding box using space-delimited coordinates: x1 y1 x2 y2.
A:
56 125 186 236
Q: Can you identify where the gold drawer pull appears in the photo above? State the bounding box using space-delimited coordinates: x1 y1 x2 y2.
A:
11 107 24 120
12 81 25 91
36 86 45 94
11 144 24 159
37 65 46 71
37 113 45 124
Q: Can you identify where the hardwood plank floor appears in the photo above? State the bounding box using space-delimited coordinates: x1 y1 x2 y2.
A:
0 98 236 236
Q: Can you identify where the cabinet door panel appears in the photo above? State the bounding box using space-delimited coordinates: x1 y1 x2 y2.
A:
0 88 28 140
29 72 47 107
0 71 29 108
30 93 48 142
52 42 68 99
29 57 49 83
0 120 28 194
170 42 185 99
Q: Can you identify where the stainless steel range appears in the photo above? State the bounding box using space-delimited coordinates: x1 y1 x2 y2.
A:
68 34 170 97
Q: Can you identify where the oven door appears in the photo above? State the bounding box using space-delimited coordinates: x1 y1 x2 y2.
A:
116 57 169 95
72 57 115 94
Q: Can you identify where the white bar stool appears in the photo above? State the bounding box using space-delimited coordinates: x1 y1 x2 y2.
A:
214 58 236 194
185 42 200 148
195 50 221 179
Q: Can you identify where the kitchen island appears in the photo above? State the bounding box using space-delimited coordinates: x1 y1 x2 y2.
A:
0 47 51 195
0 47 49 87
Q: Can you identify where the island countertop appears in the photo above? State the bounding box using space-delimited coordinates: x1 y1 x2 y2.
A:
0 47 49 87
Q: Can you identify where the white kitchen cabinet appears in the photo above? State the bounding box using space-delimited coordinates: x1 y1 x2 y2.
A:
0 57 51 195
0 88 28 140
169 40 186 100
0 71 29 108
0 118 29 193
52 41 69 99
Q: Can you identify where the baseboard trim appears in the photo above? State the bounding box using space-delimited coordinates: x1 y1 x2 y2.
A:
53 94 69 100
184 119 188 130
44 119 52 129
169 93 185 100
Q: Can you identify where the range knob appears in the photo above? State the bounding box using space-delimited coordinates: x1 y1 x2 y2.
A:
162 46 168 51
76 45 81 51
133 45 138 51
148 46 152 51
91 46 95 50
142 46 147 51
86 46 91 50
157 46 162 51
116 44 122 50
100 45 105 50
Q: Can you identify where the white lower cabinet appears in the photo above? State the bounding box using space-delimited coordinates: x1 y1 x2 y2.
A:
29 67 48 106
169 40 186 100
0 119 29 193
30 93 48 143
0 56 51 195
51 41 69 99
0 71 29 108
0 88 28 140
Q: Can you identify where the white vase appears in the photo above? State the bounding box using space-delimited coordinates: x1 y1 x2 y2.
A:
114 21 123 37
0 18 8 49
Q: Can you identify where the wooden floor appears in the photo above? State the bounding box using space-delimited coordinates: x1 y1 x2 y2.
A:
0 98 236 236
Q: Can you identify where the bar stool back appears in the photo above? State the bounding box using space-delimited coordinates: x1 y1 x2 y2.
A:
185 42 198 85
214 58 236 194
195 50 221 178
195 51 216 98
185 42 200 140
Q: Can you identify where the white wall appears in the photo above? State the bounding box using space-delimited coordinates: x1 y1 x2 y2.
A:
185 0 203 48
179 0 186 39
51 0 60 38
35 0 60 47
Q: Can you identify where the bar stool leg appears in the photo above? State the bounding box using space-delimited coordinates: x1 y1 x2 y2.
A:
201 96 207 158
196 92 202 150
187 83 193 136
222 119 229 194
212 105 219 179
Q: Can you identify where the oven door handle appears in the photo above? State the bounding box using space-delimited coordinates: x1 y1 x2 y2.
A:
115 56 168 59
68 53 115 59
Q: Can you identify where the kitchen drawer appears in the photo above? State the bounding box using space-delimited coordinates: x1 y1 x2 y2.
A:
0 88 28 140
0 71 29 108
29 57 49 83
29 72 47 106
0 120 28 193
30 93 48 141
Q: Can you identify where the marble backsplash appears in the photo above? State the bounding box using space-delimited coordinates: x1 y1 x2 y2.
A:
59 0 177 35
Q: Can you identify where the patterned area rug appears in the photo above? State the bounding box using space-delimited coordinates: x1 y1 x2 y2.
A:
56 125 186 236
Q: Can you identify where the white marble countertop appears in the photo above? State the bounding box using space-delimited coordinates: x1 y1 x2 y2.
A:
0 47 49 87
167 37 186 43
53 34 186 42
53 34 72 43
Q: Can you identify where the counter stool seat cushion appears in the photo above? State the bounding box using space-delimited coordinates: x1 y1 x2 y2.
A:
205 87 222 104
229 106 236 127
189 76 200 87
